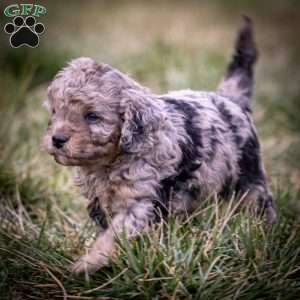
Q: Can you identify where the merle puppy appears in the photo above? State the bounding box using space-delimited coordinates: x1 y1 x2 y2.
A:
43 17 276 274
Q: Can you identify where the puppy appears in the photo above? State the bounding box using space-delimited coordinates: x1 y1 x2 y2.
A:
43 17 276 274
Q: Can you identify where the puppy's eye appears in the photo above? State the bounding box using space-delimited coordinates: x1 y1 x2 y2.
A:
85 112 100 123
52 108 56 114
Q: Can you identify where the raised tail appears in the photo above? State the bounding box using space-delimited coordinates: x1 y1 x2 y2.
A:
217 16 258 111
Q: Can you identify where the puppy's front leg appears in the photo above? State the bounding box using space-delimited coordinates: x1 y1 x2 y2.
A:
72 200 154 274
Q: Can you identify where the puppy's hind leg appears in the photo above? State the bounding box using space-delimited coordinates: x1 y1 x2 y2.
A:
237 126 276 223
240 183 276 224
257 188 276 224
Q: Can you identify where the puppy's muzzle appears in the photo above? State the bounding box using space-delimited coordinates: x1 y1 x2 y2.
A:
52 134 69 149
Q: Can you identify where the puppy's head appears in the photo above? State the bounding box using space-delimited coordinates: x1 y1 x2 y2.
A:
43 57 163 166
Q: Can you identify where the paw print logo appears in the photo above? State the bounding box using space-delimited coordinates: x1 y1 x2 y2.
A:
4 16 45 48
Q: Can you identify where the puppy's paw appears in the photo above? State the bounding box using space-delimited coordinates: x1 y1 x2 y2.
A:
71 252 108 275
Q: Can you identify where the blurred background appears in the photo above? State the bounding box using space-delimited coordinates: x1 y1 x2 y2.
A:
0 0 299 297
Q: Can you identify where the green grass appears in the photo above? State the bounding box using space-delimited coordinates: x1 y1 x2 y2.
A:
0 1 300 299
1 183 300 299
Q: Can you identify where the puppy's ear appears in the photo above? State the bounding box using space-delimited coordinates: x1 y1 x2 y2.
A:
119 89 163 153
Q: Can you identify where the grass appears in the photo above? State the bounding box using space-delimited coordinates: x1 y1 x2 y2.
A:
1 184 300 299
0 1 300 299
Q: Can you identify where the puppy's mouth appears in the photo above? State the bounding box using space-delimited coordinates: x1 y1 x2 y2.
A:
53 154 83 166
50 147 114 166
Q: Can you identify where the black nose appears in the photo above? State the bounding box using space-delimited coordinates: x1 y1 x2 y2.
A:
52 134 69 149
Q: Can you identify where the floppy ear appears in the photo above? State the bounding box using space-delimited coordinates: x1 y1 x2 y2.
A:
119 89 163 153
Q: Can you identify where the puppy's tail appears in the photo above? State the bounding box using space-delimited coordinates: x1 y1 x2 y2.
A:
217 16 258 111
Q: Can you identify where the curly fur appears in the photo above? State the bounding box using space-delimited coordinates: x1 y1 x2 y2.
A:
43 17 276 274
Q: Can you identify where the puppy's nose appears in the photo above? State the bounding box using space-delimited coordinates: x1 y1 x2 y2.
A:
52 134 69 149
